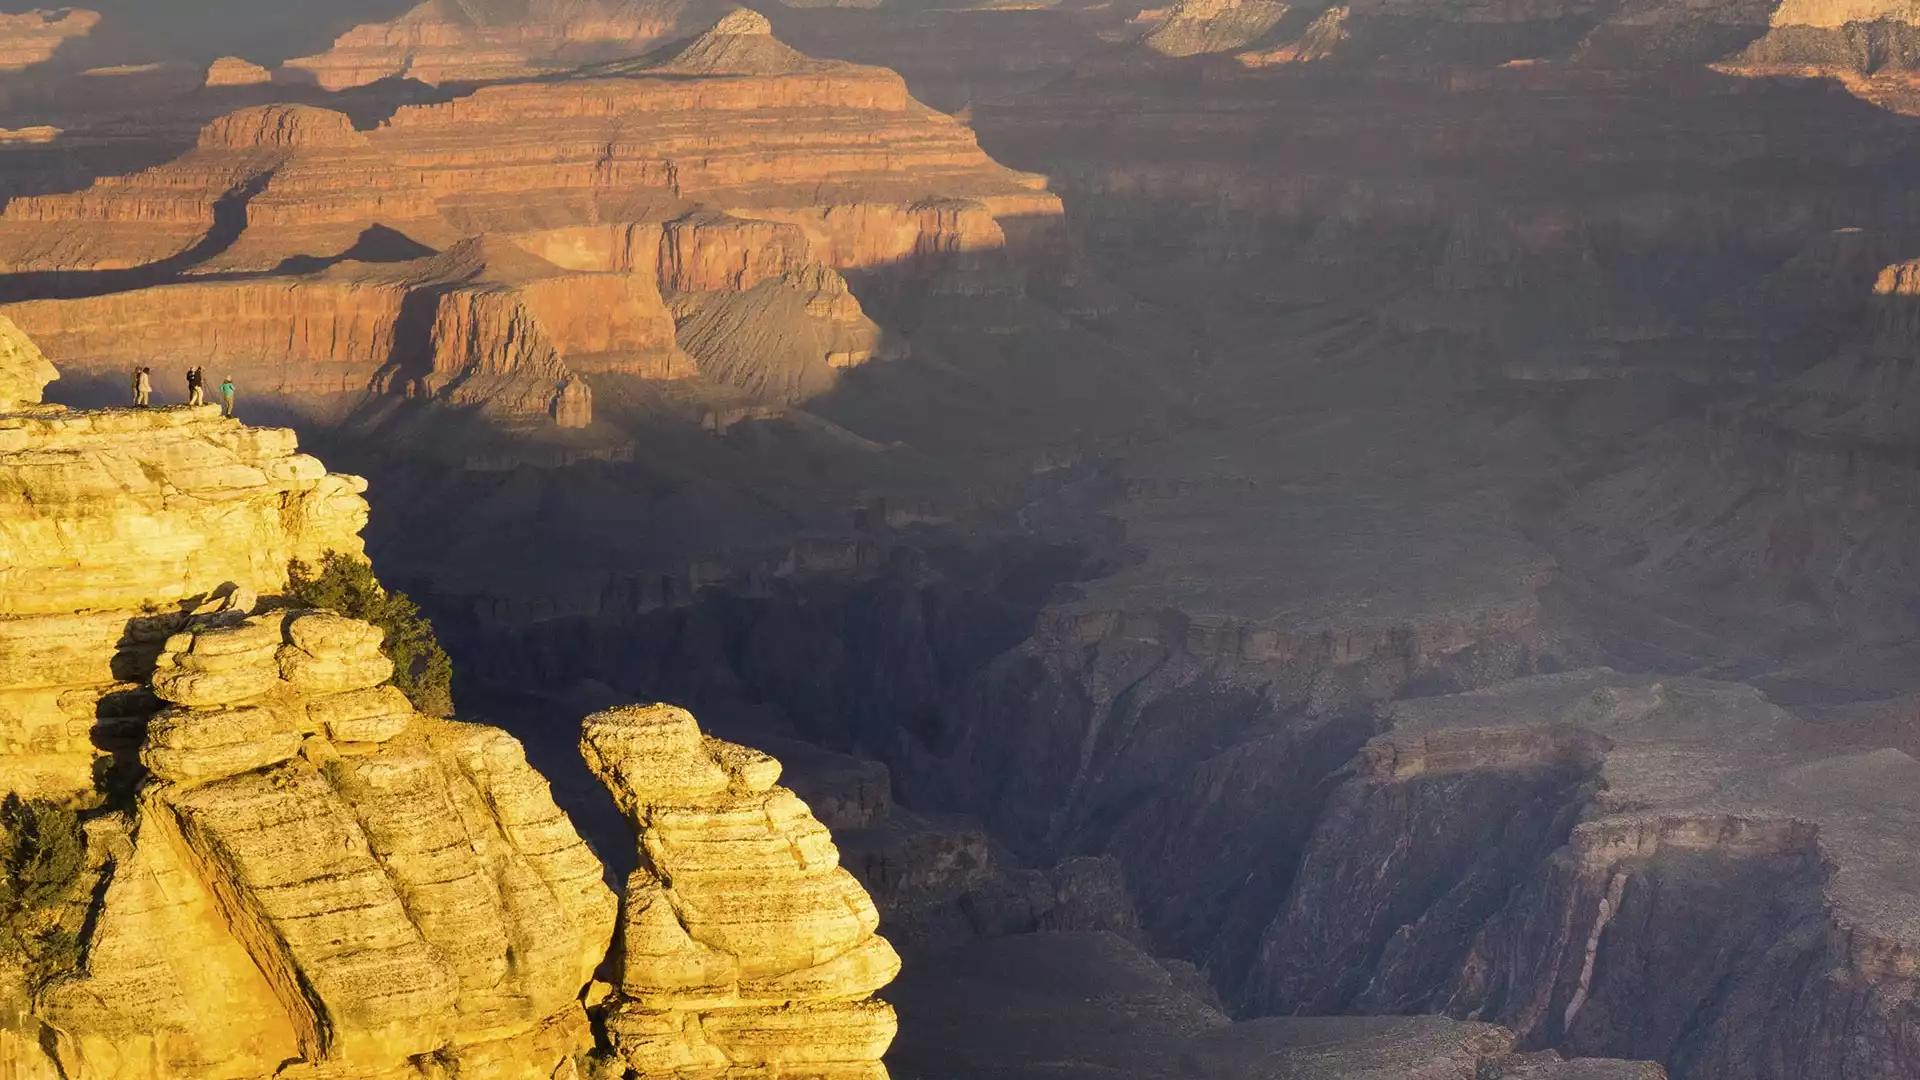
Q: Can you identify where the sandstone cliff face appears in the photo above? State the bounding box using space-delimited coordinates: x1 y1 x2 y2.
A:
0 9 98 71
0 317 619 1077
581 703 900 1080
1238 670 1920 1080
284 0 707 90
1712 0 1920 113
1236 6 1350 64
0 316 368 797
0 233 691 426
202 57 273 87
39 610 617 1080
0 14 1057 418
1 319 900 1080
1138 0 1291 57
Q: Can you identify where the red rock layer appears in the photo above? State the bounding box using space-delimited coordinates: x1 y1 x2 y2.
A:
1 238 690 423
0 15 1060 418
204 56 273 87
0 8 98 71
283 0 702 90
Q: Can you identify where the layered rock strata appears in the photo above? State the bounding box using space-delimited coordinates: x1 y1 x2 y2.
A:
1713 0 1920 113
35 610 617 1080
284 0 709 90
0 316 368 797
0 318 622 1077
1 321 905 1079
1137 0 1290 57
1240 669 1920 1080
0 14 1049 414
0 9 98 71
203 57 273 87
580 702 901 1080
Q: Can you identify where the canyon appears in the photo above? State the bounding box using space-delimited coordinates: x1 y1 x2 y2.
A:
9 1 1920 1079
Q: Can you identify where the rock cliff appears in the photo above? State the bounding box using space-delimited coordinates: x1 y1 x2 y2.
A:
0 315 619 1077
1239 670 1920 1079
1137 0 1291 57
39 609 617 1080
284 0 710 90
202 56 272 87
0 14 1056 419
581 702 900 1080
0 315 368 797
1713 0 1920 113
0 9 97 71
0 317 904 1080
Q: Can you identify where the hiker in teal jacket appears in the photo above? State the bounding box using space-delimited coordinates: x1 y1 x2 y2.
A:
219 377 235 417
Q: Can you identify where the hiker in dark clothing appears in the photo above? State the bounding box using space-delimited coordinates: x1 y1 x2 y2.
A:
134 367 151 408
187 367 204 406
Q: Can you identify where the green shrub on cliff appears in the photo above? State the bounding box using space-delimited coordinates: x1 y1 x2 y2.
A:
0 796 86 988
287 552 456 718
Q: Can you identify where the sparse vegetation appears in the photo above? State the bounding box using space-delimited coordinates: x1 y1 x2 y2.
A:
0 796 87 990
287 552 456 717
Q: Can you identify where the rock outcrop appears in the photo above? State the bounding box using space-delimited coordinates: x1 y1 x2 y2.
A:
0 14 1055 418
37 610 617 1080
1236 6 1349 64
0 317 629 1080
0 316 368 797
581 703 900 1080
284 0 708 90
0 9 98 71
1239 670 1920 1080
1712 0 1920 113
203 56 273 87
1138 0 1290 57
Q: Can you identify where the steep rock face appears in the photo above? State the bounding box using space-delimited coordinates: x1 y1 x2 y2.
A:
1138 0 1291 57
0 317 626 1080
203 57 273 87
0 15 1054 416
0 21 1056 275
284 0 707 90
0 235 692 426
0 314 55 409
0 9 97 71
35 611 617 1080
1236 6 1350 63
580 703 900 1080
1713 0 1920 113
1238 670 1920 1080
0 318 368 797
0 312 908 1079
0 104 442 274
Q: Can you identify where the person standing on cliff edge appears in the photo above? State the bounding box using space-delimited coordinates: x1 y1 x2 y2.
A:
186 366 204 406
134 367 151 408
219 376 235 418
